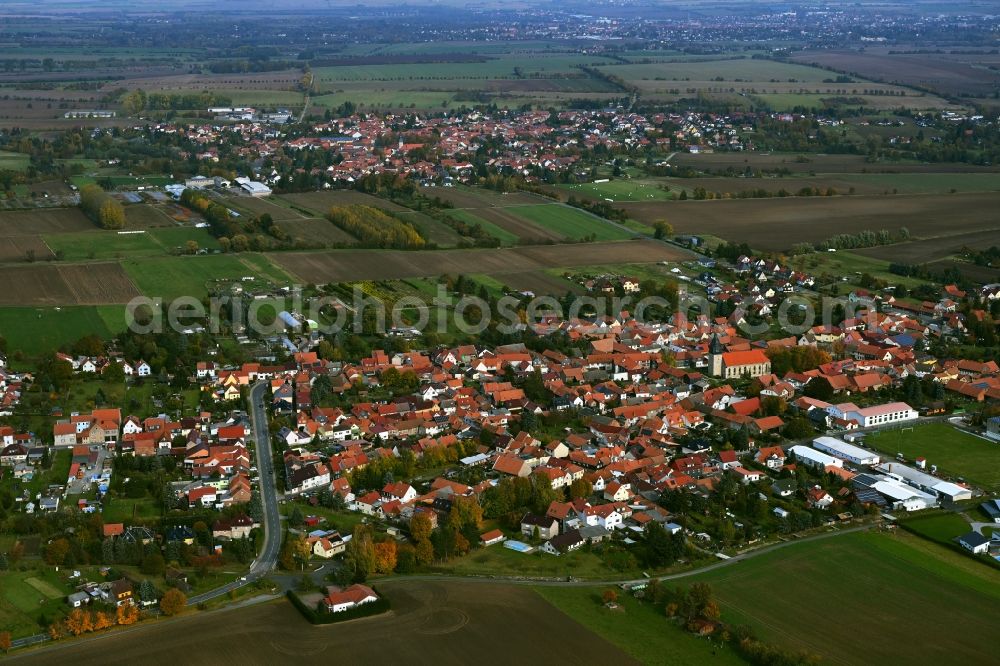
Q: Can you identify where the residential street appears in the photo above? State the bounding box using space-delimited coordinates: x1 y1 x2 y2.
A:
188 381 282 605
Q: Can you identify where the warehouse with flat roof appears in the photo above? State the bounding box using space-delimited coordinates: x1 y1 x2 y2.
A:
812 436 880 466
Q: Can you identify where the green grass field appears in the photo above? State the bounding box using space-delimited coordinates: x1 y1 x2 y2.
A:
865 423 1000 492
684 530 1000 664
535 586 745 666
899 511 974 545
0 568 71 638
101 496 162 523
43 231 163 261
121 254 292 300
0 305 127 355
0 150 30 171
510 204 634 241
557 179 676 203
147 227 223 252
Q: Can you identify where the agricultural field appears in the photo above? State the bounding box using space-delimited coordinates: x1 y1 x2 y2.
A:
0 263 140 306
494 270 584 296
0 305 126 355
419 186 546 209
270 239 692 284
864 423 1000 492
274 217 357 246
619 192 1000 253
395 210 466 247
445 209 520 245
0 207 94 236
666 152 1000 175
791 49 1000 98
278 190 409 214
535 587 744 666
42 230 163 261
124 203 177 229
686 530 1000 665
225 196 305 222
560 173 1000 204
457 207 563 243
0 235 55 262
121 254 292 300
15 581 634 665
506 204 633 241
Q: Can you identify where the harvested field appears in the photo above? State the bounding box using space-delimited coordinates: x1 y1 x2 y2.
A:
280 191 409 215
0 235 55 262
791 50 1000 97
419 186 549 208
620 193 1000 252
15 581 635 666
271 240 691 283
495 270 583 295
275 218 357 246
125 204 177 229
226 197 304 222
854 228 1000 265
0 208 94 236
667 151 1000 175
0 263 140 305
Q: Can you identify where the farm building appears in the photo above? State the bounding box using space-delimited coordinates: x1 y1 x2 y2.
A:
235 177 272 197
812 436 880 466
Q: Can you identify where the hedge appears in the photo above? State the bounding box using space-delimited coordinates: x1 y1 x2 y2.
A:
285 589 391 624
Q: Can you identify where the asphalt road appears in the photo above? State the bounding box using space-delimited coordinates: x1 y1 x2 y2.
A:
187 381 281 605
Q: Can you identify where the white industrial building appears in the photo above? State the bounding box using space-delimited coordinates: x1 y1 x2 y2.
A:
870 478 937 512
788 445 843 470
874 462 972 503
826 402 917 428
812 436 880 466
235 177 272 198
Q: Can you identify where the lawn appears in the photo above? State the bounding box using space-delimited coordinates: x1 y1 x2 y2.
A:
865 423 1000 492
101 496 163 523
121 254 292 300
684 530 1000 665
510 204 634 241
898 511 973 545
535 586 745 666
0 305 128 356
0 567 72 638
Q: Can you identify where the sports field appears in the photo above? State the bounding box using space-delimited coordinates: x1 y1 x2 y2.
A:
865 423 1000 492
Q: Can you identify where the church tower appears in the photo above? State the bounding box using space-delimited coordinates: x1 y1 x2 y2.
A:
708 333 725 377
